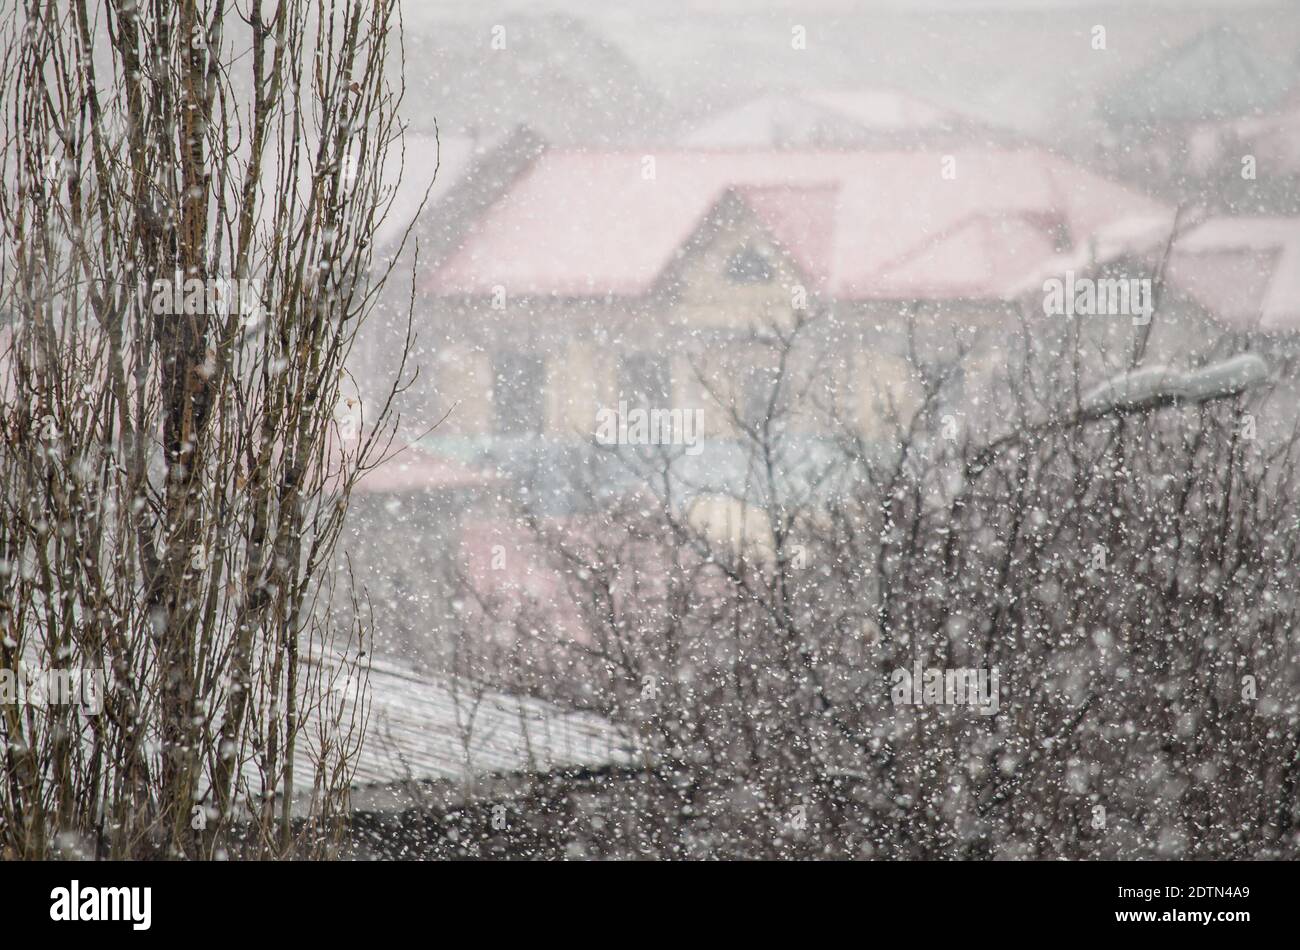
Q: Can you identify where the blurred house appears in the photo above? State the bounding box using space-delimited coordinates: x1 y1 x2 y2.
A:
413 147 1172 445
1095 25 1300 206
400 14 671 147
340 444 512 661
1099 26 1294 132
350 126 547 424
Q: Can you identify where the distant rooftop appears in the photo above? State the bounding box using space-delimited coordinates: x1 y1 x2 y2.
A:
683 89 1002 149
288 655 634 805
1101 25 1298 125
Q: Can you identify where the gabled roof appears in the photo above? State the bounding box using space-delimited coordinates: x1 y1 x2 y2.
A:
428 148 1172 302
1101 25 1297 126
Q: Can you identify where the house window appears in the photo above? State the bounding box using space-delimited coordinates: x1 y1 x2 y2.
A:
492 350 545 436
725 244 774 283
618 352 672 406
742 365 777 426
938 365 966 418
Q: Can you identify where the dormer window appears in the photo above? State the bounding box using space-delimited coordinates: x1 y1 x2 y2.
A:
725 244 774 283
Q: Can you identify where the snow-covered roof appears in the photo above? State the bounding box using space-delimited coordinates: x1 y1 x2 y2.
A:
296 655 635 799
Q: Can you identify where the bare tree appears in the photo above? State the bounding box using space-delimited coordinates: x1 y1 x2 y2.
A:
451 298 1300 859
0 0 424 858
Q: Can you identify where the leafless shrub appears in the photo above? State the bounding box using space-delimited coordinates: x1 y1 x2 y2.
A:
454 301 1300 859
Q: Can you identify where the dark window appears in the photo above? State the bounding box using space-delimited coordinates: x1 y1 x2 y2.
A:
619 352 672 406
492 350 545 436
725 244 774 283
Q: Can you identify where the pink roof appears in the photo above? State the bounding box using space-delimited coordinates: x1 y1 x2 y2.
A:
736 183 840 286
1164 217 1300 332
429 149 1172 301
